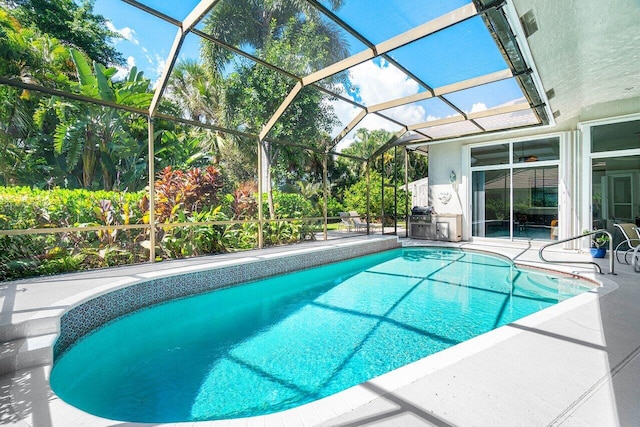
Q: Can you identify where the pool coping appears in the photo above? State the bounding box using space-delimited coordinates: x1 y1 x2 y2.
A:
1 237 626 426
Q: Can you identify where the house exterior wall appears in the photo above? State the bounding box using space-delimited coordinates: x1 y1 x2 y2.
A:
407 177 429 208
425 96 640 243
427 140 467 236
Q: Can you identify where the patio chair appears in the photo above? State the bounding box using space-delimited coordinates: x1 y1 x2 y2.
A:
338 212 353 232
349 211 382 232
550 219 558 240
613 223 640 264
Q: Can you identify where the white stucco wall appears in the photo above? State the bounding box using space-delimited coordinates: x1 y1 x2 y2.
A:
408 177 429 208
427 140 467 238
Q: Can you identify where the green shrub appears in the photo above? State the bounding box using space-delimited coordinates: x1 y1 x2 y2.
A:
326 196 344 217
343 170 408 221
267 191 317 219
0 182 324 280
157 207 229 259
0 186 147 279
0 186 145 229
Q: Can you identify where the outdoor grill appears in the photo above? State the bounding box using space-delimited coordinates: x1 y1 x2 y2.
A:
410 206 433 223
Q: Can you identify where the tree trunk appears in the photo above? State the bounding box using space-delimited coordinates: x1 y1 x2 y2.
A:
82 127 98 188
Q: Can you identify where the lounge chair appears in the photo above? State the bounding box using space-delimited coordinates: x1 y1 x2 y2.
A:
338 212 353 232
349 211 382 232
613 223 640 264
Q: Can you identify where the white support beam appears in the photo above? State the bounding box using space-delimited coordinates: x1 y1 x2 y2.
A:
368 69 513 114
301 3 477 88
149 29 184 116
258 81 303 141
467 102 531 120
183 0 219 31
408 115 465 131
368 91 434 114
408 103 532 131
433 69 513 97
376 3 477 54
301 49 374 86
330 109 367 149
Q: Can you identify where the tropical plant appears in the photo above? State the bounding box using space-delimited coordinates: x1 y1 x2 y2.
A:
583 229 610 249
166 60 224 124
34 49 153 190
150 165 224 224
267 190 316 219
230 181 258 219
339 128 428 185
9 0 124 66
0 8 77 186
158 207 229 259
0 185 147 280
202 0 349 218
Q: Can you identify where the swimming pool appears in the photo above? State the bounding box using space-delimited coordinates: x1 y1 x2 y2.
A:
50 247 593 423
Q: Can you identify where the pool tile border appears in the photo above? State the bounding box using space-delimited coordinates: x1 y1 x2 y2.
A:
54 237 401 358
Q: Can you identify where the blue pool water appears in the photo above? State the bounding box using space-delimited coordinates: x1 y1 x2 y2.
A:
50 248 592 422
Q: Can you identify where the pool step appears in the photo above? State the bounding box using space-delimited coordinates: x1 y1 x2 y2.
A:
0 316 58 343
0 333 56 376
516 274 586 301
0 317 59 377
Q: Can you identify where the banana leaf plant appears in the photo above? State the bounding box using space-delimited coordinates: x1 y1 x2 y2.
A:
34 49 153 190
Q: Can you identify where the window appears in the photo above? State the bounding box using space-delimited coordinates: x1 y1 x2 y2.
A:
588 118 640 235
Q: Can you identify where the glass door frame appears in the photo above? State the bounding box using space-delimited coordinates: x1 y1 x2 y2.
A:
465 133 565 242
579 113 640 246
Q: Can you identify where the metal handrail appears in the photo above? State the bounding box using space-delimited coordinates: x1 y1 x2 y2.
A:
633 244 640 273
538 229 615 275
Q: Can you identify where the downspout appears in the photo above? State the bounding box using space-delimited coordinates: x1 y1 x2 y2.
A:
404 148 409 238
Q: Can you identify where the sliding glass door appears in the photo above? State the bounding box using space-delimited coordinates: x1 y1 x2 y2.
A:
472 169 511 238
471 137 560 241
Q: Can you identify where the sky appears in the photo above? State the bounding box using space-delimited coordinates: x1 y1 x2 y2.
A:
94 0 528 150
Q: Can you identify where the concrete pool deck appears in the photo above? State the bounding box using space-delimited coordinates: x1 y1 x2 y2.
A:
1 235 639 426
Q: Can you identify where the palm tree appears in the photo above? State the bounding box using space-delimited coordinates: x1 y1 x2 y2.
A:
200 1 349 219
165 60 227 164
166 60 224 124
201 0 348 77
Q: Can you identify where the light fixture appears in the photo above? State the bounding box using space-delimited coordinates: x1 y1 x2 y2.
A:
449 170 456 183
520 10 538 37
545 88 555 100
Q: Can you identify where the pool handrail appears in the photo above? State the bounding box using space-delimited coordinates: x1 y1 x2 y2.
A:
538 229 615 275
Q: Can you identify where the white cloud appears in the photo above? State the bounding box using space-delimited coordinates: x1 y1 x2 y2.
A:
139 47 167 84
106 22 139 45
329 58 438 151
349 58 420 105
470 102 488 113
152 53 167 78
148 55 167 89
113 56 136 81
